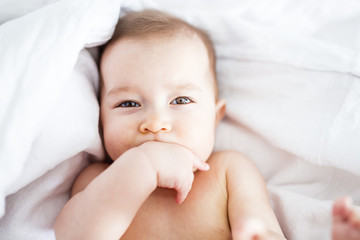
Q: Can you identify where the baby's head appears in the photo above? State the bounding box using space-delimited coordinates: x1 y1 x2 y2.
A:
100 10 226 162
101 10 218 99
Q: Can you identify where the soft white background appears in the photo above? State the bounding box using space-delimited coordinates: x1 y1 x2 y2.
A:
0 0 359 239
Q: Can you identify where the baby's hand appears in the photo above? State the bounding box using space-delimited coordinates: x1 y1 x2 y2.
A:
232 217 285 240
135 141 209 204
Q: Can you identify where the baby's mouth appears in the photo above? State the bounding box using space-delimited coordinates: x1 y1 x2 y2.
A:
138 135 170 145
140 139 167 145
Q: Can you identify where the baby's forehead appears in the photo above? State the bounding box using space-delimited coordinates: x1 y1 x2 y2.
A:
101 32 218 99
111 31 206 51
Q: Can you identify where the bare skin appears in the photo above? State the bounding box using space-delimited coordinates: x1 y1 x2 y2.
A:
70 149 285 240
332 197 360 240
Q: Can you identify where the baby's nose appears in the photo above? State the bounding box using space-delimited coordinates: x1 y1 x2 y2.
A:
139 115 172 133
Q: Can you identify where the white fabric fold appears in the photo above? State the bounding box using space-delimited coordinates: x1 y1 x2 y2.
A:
0 0 122 220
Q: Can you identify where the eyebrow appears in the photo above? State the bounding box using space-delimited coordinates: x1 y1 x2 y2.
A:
106 86 132 97
107 83 202 97
173 83 202 92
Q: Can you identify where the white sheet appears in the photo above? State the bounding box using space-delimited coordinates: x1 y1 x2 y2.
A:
0 0 359 239
0 0 121 238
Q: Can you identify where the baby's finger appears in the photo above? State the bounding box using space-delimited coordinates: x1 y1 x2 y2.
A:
175 190 188 205
192 158 210 171
175 174 194 204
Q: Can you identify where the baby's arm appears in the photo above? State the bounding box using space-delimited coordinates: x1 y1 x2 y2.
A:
222 151 285 240
54 141 208 240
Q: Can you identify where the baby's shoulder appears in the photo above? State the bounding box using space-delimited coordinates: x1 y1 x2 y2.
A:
207 150 265 192
208 150 250 166
208 150 259 174
71 162 110 196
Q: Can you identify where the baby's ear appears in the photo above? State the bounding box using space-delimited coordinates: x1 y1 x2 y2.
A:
215 99 226 125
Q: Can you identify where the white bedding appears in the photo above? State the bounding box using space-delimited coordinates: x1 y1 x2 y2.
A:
0 0 359 239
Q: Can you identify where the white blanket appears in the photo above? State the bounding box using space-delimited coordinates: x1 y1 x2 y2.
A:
0 0 359 239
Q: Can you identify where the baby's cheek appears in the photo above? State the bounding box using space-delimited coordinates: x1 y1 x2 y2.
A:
103 131 122 160
191 130 215 162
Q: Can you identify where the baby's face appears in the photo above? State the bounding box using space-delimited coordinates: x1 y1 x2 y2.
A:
100 35 225 162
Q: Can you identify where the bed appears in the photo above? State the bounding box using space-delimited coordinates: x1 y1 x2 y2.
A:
0 0 359 239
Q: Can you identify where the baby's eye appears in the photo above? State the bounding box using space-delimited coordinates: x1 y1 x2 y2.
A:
117 101 140 108
170 97 193 105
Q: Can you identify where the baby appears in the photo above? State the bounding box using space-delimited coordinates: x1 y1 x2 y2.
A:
54 10 359 240
54 9 285 240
